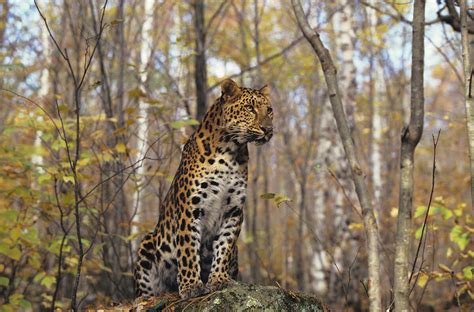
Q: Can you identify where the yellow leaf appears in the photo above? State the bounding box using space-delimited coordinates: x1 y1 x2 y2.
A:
10 227 21 241
438 263 452 273
128 87 146 98
110 19 124 25
62 175 74 184
115 143 126 153
348 223 364 231
390 207 398 218
417 272 429 288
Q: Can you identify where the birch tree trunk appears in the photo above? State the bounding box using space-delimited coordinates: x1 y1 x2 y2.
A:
367 0 384 219
131 0 154 252
460 0 474 212
32 19 50 176
393 0 426 311
292 1 382 310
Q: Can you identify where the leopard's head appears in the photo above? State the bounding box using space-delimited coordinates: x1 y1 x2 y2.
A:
220 79 273 145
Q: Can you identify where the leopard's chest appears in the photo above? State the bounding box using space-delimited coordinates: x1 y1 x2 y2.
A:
196 155 247 238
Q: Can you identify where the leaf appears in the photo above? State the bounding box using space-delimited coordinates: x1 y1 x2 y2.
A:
463 266 473 280
62 175 74 184
22 227 40 246
417 272 429 288
10 227 21 241
99 264 113 273
57 103 69 114
348 223 364 231
38 172 51 185
274 193 292 206
260 193 276 200
450 225 470 251
439 207 453 220
41 276 55 289
19 300 32 309
128 87 146 98
8 293 23 305
33 272 45 283
115 143 127 153
0 277 9 287
390 207 398 218
414 206 426 218
438 263 452 273
170 119 200 129
0 243 21 261
110 18 124 25
415 225 424 239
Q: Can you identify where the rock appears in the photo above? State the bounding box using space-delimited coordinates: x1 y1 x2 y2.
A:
133 282 328 312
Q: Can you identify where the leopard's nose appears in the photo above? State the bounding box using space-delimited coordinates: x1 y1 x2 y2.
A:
261 126 273 134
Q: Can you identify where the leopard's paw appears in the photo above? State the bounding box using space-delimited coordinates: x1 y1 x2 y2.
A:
206 275 236 293
179 281 209 300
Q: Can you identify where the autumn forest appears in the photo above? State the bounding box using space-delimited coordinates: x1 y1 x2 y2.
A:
0 0 473 311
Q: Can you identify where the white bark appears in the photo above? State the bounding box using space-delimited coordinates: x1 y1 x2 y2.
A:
368 0 384 219
32 25 50 176
131 0 153 252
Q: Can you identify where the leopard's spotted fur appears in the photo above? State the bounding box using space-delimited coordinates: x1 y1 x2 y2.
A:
134 79 273 299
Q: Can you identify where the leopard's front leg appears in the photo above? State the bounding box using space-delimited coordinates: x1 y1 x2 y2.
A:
176 207 207 299
206 206 243 292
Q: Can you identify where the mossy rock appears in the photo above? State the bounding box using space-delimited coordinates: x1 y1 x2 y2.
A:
134 282 328 312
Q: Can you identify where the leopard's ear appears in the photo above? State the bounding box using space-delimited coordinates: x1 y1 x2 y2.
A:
259 84 270 97
221 78 241 100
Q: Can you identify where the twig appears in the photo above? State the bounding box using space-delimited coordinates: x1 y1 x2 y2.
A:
51 178 72 311
207 36 305 92
327 168 363 220
35 1 109 310
0 88 63 140
282 202 349 302
450 272 461 311
408 130 441 286
360 1 439 26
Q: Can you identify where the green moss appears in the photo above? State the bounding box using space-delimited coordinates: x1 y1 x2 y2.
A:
147 283 327 312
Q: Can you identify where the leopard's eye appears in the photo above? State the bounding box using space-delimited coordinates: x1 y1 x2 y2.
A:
245 104 254 112
267 107 273 114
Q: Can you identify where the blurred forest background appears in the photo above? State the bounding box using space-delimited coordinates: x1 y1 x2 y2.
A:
0 0 473 311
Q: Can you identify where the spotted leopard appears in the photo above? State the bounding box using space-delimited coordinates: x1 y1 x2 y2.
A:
134 78 273 299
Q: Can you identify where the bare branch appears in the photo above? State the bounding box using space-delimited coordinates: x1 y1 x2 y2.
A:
408 130 441 291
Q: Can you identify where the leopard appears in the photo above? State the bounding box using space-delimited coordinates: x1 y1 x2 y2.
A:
133 78 273 300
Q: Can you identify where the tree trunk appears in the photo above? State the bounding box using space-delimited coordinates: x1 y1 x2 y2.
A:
292 1 382 310
192 0 208 121
460 0 474 213
367 0 384 220
393 0 426 311
310 0 358 302
32 18 50 176
295 180 307 291
131 0 154 253
250 153 261 283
